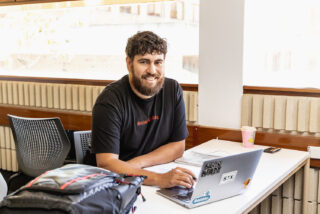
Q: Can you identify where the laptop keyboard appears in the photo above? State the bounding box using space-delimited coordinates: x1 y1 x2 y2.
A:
171 186 194 203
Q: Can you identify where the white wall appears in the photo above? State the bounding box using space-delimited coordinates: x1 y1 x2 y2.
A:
198 0 245 129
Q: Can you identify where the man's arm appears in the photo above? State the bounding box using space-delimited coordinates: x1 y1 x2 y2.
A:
96 151 196 188
126 140 185 169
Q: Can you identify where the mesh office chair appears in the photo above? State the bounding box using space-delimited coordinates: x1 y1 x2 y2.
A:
73 130 91 164
8 114 71 178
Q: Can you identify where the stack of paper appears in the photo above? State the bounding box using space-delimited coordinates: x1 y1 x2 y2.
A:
174 150 229 167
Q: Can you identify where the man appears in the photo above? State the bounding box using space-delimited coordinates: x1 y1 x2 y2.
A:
92 31 196 188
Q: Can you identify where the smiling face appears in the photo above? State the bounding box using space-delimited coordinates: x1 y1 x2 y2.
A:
127 53 165 99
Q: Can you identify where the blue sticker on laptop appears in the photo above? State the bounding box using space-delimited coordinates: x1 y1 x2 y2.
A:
192 191 211 204
201 160 222 177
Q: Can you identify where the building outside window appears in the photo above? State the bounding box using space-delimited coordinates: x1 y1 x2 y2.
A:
0 0 199 84
243 0 320 88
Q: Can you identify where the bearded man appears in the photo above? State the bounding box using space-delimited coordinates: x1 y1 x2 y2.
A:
92 31 196 188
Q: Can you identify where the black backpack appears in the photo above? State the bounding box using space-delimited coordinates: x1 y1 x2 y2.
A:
0 164 145 214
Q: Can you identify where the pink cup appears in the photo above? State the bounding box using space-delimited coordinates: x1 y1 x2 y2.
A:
241 129 256 148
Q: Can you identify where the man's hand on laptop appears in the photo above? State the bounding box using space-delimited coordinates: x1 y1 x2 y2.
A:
157 167 197 189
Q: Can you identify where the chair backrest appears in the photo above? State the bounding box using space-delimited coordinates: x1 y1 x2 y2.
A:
73 130 91 164
0 172 7 201
8 114 71 177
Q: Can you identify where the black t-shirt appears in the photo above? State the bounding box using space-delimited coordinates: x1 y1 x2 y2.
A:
91 75 188 161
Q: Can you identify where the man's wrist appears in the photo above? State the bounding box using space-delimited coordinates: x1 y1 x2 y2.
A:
143 171 162 187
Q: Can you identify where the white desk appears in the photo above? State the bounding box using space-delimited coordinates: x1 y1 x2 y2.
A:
136 140 310 214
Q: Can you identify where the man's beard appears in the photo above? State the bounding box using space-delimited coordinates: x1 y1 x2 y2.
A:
130 65 165 97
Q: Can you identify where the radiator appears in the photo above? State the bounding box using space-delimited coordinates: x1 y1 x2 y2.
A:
0 80 198 172
0 81 198 122
241 94 320 135
0 126 18 172
249 167 320 214
0 81 105 111
183 90 198 123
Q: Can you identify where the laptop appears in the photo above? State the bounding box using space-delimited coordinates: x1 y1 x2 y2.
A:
157 149 263 208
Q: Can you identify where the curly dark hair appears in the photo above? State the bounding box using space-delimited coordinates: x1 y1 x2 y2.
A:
125 31 167 60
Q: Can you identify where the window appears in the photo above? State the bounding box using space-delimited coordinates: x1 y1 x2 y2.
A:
120 6 132 14
147 3 161 16
170 1 184 20
0 0 199 83
243 0 320 88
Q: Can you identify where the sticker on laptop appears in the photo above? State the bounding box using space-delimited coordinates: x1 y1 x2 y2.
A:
243 178 251 188
201 160 222 177
219 170 237 185
192 191 211 204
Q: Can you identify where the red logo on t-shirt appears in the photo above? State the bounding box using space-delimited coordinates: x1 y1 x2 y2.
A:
137 116 159 126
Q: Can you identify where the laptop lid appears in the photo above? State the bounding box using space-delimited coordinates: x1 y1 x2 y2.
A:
157 149 263 208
